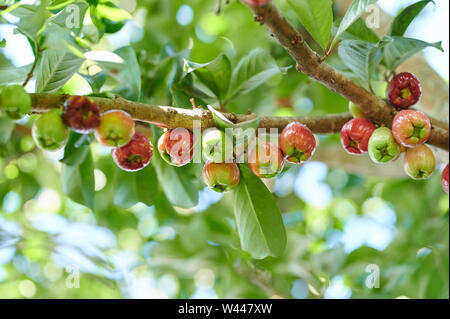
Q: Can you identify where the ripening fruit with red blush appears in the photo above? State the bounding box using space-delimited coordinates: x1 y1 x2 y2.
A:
63 96 101 134
112 133 153 172
403 145 435 180
442 164 449 195
340 118 376 155
242 0 271 6
158 128 194 167
279 122 316 164
248 142 284 179
202 162 240 193
392 110 431 148
386 72 422 108
95 110 135 147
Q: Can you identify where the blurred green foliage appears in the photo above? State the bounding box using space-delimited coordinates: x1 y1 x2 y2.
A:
0 0 448 299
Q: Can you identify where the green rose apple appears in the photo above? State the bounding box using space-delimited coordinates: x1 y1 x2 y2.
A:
368 127 402 164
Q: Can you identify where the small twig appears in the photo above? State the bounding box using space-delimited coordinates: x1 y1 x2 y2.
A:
22 46 43 87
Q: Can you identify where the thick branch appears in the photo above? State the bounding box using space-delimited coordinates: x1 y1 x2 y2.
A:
30 94 352 134
243 2 449 151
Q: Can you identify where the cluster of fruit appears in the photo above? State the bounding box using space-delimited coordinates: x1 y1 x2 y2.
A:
342 72 449 194
1 80 447 195
31 96 153 172
158 122 316 193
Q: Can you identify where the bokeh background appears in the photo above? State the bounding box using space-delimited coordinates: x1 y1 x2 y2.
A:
0 0 449 299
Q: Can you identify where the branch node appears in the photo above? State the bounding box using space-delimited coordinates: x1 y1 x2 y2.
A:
254 15 264 25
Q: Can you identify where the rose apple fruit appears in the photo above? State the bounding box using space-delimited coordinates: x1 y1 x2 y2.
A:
248 142 284 179
442 164 449 195
202 128 234 163
202 162 240 193
158 128 194 167
242 0 271 6
349 102 366 119
403 145 435 180
63 96 101 134
95 110 135 147
340 118 376 155
32 109 68 151
386 72 421 108
368 127 402 164
279 122 316 164
0 85 31 120
112 133 153 172
392 110 431 148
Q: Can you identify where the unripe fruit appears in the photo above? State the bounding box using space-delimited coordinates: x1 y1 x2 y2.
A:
442 164 449 195
349 102 366 119
63 96 101 134
403 145 435 180
112 133 153 172
158 128 194 167
392 110 431 148
248 142 284 179
386 72 421 108
0 85 31 120
202 162 240 193
32 109 68 151
242 0 271 6
368 127 402 164
95 110 135 147
279 122 316 164
202 129 234 163
340 118 376 155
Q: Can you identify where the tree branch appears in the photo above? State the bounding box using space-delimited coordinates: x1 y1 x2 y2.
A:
242 2 449 151
30 94 352 134
30 93 449 150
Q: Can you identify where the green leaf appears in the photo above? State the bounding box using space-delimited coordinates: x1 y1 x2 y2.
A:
389 0 434 37
60 132 91 166
62 149 95 210
36 48 84 93
232 165 286 259
332 18 379 43
152 146 199 209
338 39 384 90
95 1 132 21
207 105 235 130
227 49 282 102
9 3 50 40
79 71 106 93
287 0 333 51
97 46 141 101
0 39 5 48
35 24 85 93
113 165 158 209
331 0 378 49
0 64 32 86
89 1 130 36
0 116 15 144
235 117 261 131
170 85 206 109
186 54 232 104
383 36 444 71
